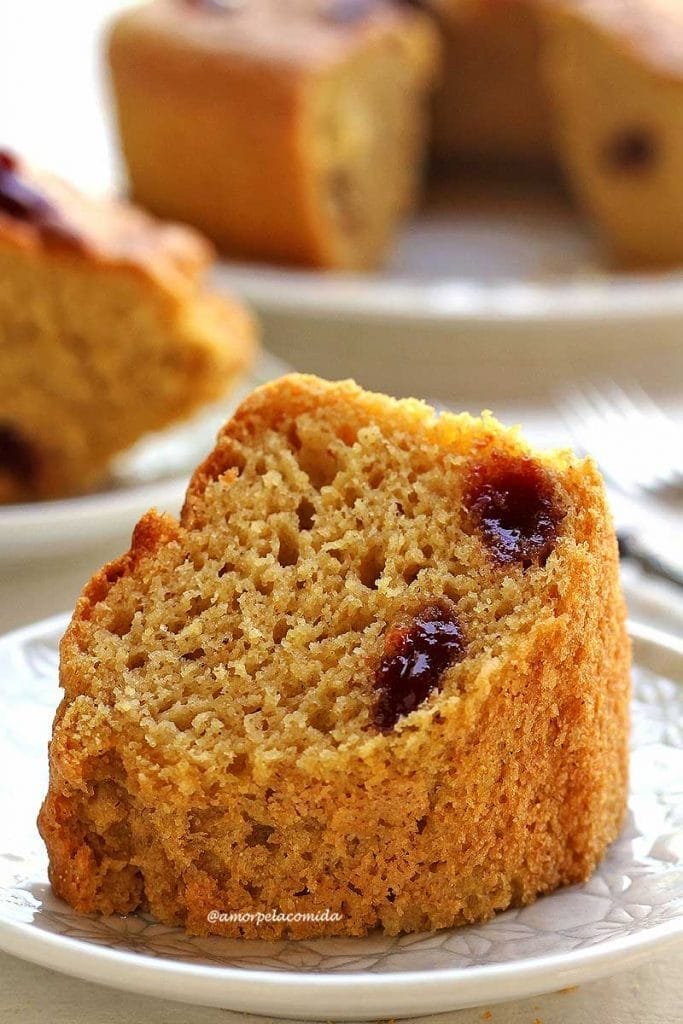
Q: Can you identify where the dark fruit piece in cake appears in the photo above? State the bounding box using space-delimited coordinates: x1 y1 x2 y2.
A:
465 456 563 568
374 603 465 730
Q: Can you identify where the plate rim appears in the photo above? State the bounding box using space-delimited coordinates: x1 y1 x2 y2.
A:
214 264 683 325
1 614 682 1019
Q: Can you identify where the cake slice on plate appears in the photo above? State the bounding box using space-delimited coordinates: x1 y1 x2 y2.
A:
0 150 255 502
39 374 630 939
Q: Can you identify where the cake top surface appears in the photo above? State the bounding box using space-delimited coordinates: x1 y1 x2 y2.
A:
0 149 212 289
110 0 431 69
60 374 613 788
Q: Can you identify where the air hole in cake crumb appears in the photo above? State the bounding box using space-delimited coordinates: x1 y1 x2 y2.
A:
296 444 338 489
229 753 248 775
287 422 302 451
397 494 417 519
244 882 262 898
343 485 360 507
348 882 363 896
218 562 235 578
442 581 462 604
328 548 344 563
181 647 205 662
164 619 185 635
343 605 374 633
294 885 310 897
277 528 299 567
126 651 147 671
359 548 385 589
231 449 247 473
256 577 274 596
273 619 288 644
416 816 427 834
108 607 135 638
167 705 201 731
604 127 657 173
296 497 316 531
386 887 397 903
188 594 212 616
402 563 422 585
368 467 384 488
245 822 275 847
309 704 336 733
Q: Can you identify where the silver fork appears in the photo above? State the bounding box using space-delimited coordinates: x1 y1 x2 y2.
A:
559 380 683 498
559 380 683 588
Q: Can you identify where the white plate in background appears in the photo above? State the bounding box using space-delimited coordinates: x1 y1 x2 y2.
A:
212 177 683 406
0 615 681 1021
216 176 683 324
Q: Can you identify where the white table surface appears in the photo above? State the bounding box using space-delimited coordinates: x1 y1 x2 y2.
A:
0 941 681 1024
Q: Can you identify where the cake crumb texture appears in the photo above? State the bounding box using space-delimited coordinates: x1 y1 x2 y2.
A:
39 374 630 939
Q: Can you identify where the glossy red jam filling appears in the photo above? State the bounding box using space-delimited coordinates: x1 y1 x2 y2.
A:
465 455 562 568
0 149 83 249
374 603 465 731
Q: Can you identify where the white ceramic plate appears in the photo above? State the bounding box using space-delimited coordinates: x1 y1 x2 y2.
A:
0 615 681 1021
0 352 291 564
211 178 683 407
215 175 683 325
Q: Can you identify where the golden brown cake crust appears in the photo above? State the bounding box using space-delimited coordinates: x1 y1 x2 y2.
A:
39 375 630 939
0 152 212 292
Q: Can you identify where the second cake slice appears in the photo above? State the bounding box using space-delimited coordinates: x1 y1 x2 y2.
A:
107 0 440 269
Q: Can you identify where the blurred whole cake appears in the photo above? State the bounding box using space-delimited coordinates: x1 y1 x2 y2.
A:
107 0 441 270
0 150 255 503
107 0 683 269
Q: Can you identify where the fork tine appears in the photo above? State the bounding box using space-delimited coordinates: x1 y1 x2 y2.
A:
617 382 683 485
558 380 683 497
